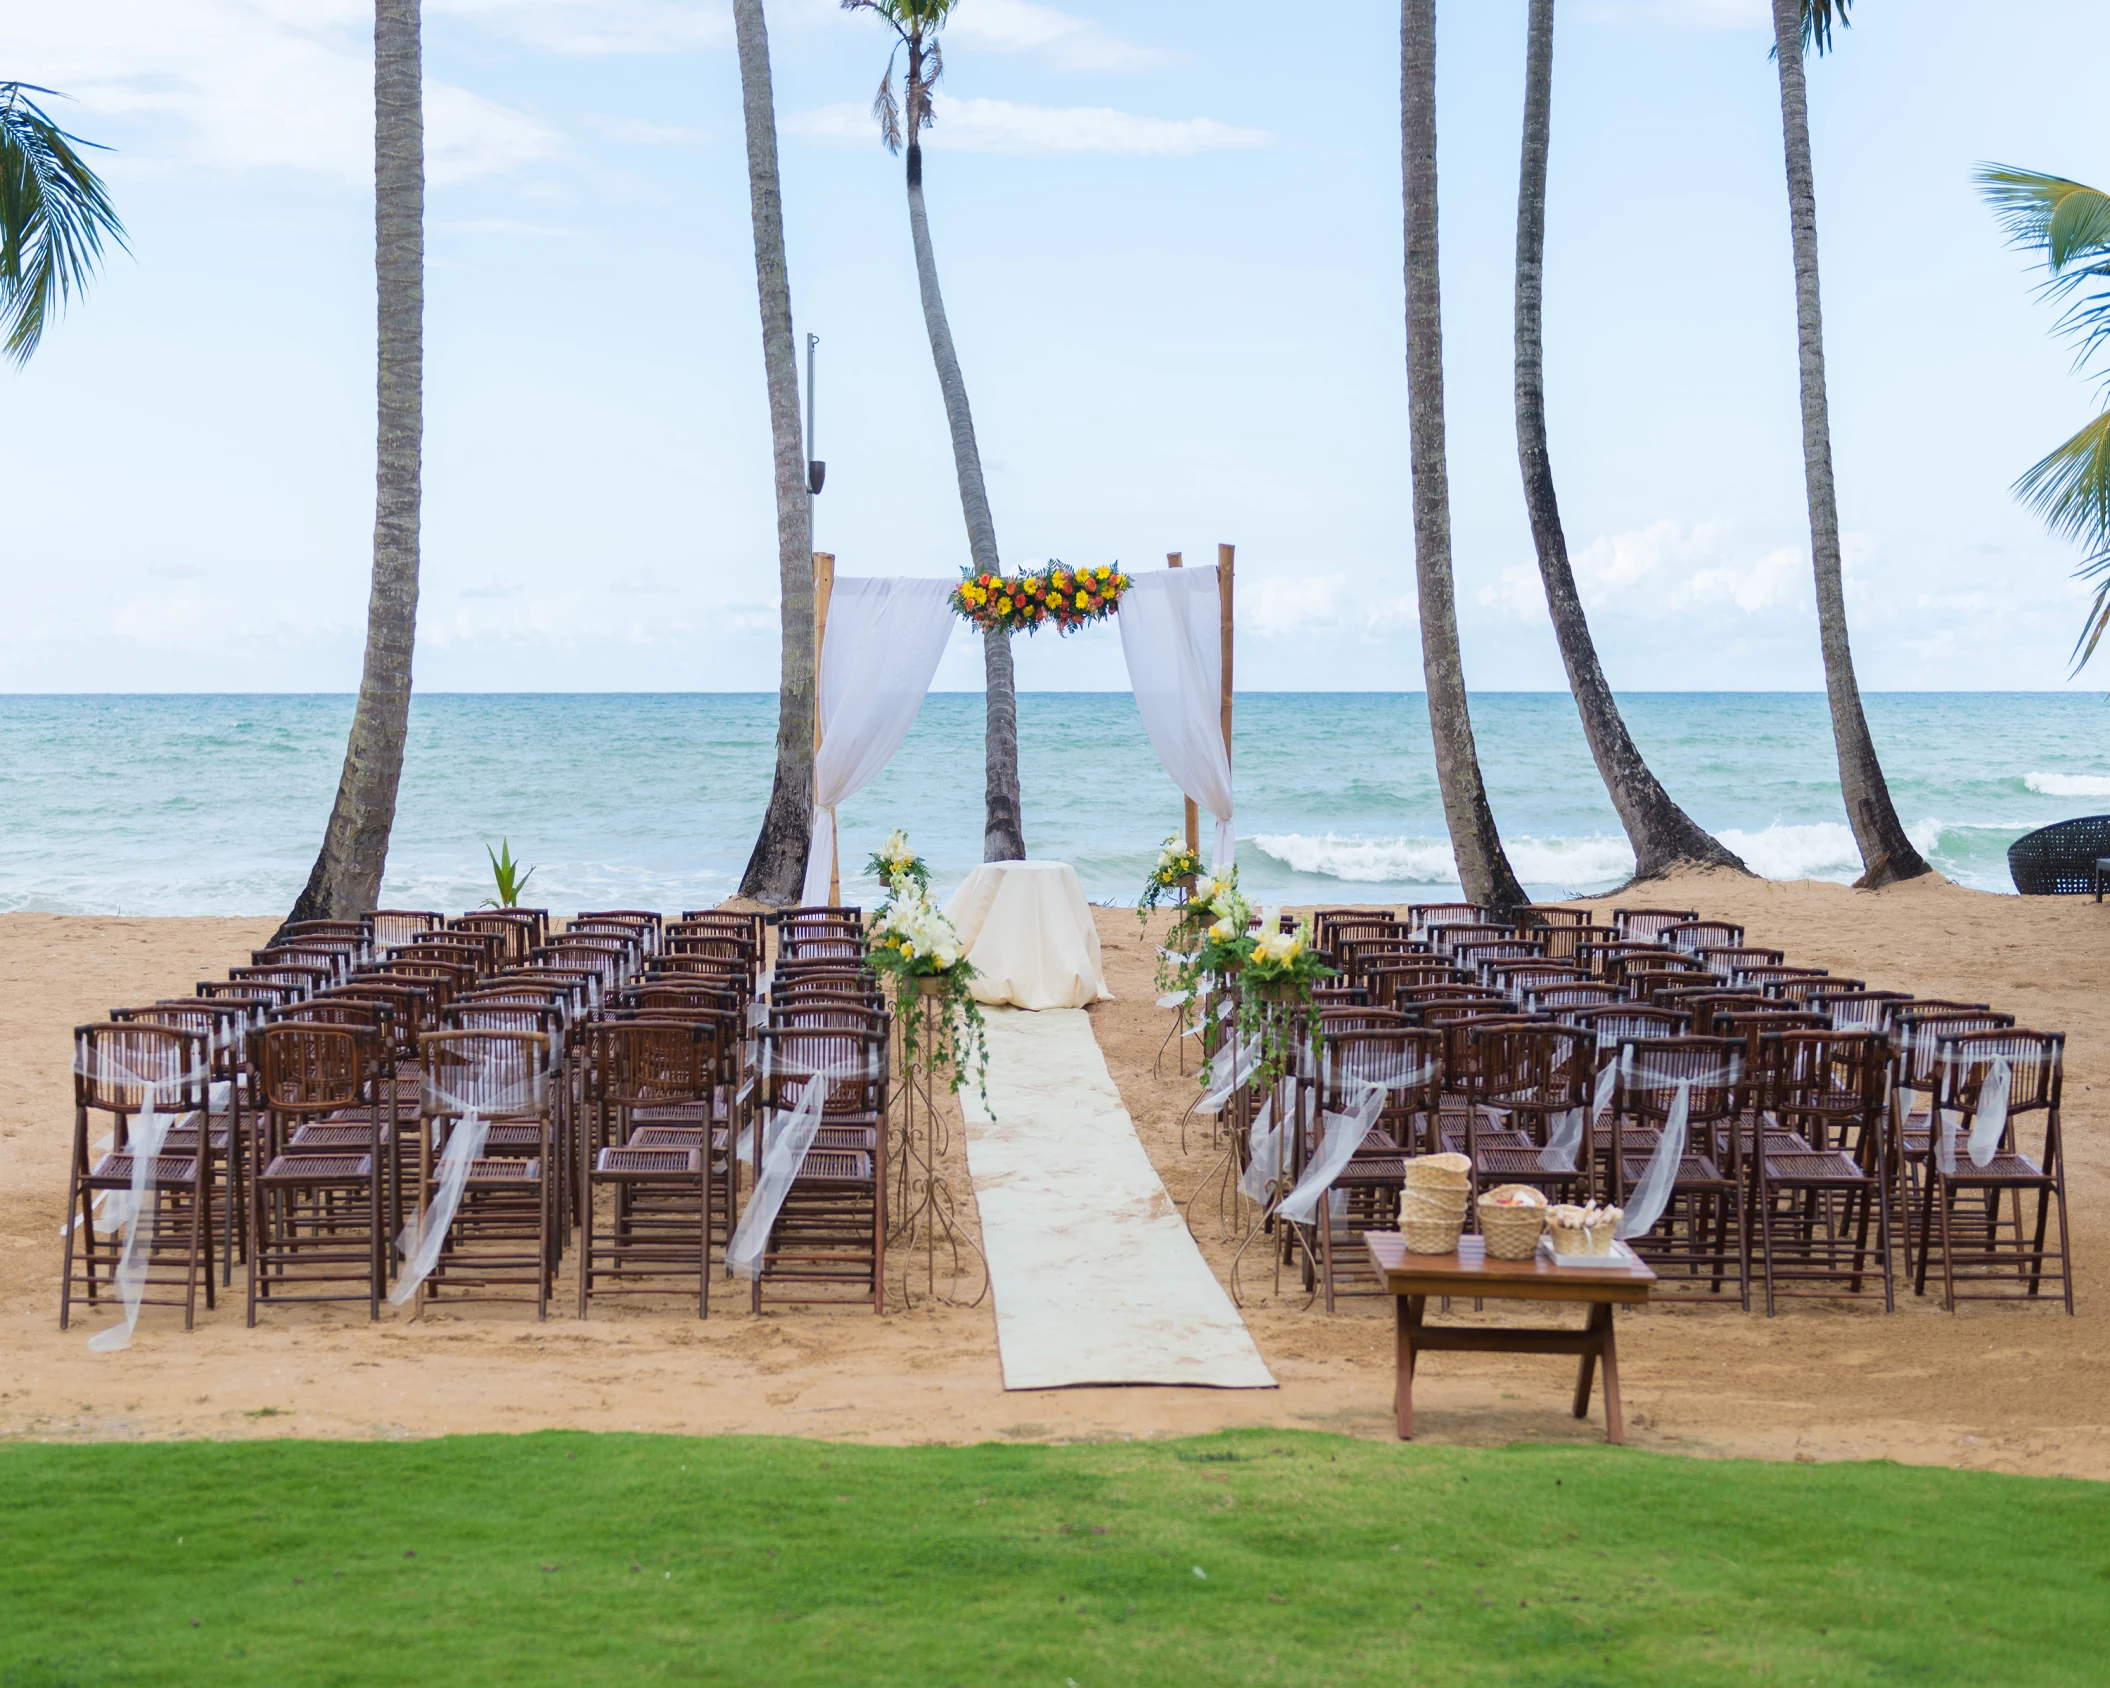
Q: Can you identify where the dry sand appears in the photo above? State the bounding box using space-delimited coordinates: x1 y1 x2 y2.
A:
3 872 2107 1476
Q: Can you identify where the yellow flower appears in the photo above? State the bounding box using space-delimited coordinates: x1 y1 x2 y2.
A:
1075 590 1089 609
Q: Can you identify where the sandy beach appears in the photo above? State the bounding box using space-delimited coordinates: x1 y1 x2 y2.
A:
4 871 2106 1477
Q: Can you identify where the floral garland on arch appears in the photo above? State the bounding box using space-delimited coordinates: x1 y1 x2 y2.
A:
864 839 989 1106
950 561 1132 637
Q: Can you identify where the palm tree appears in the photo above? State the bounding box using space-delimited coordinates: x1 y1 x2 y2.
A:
733 0 817 905
284 0 424 927
1768 0 1929 887
0 83 126 363
1976 165 2110 668
1512 2 1746 880
842 0 1026 863
1402 0 1525 914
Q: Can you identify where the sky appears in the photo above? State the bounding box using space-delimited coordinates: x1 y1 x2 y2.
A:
2 0 2107 694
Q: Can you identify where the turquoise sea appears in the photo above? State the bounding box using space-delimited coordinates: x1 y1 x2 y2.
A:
1 693 2104 917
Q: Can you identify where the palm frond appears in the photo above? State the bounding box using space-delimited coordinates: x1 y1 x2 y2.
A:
1770 0 1852 60
1976 165 2110 271
2016 408 2110 550
2070 543 2110 672
873 57 902 153
0 83 127 365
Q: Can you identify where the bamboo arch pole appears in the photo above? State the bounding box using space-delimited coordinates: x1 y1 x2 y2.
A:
1167 551 1201 858
813 551 838 905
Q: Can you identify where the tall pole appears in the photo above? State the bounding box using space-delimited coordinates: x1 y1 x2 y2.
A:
1218 543 1235 846
1167 550 1200 858
813 550 837 905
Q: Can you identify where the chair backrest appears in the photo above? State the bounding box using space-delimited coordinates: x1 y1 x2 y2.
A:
1318 1027 1444 1125
1525 983 1622 1017
1764 1028 1887 1124
1520 904 1593 928
196 980 301 1012
229 962 331 998
1471 1022 1585 1110
757 1027 887 1118
254 943 357 984
575 909 664 947
777 906 863 928
1892 1010 2017 1085
254 1022 378 1116
73 1022 212 1118
419 1029 551 1120
1766 974 1864 1006
450 911 542 963
131 1000 252 1067
372 909 446 951
1614 1035 1744 1124
1611 907 1697 941
1661 920 1745 955
1931 1030 2063 1120
1698 946 1785 974
1407 902 1485 933
1569 1006 1692 1049
1426 922 1516 957
588 1020 714 1110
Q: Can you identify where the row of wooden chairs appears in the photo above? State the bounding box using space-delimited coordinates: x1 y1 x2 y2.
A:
1207 901 2070 1317
62 902 899 1339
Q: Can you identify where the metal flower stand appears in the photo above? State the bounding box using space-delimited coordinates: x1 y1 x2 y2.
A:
890 979 988 1308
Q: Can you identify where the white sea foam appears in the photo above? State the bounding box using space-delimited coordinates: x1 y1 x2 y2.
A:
2024 771 2110 798
1251 832 1635 887
1255 819 1957 889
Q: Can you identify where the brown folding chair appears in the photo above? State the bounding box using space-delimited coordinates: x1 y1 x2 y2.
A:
1914 1031 2072 1314
61 1023 215 1336
1753 1030 1894 1314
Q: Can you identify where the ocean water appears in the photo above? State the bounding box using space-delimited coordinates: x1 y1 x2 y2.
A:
0 693 2104 917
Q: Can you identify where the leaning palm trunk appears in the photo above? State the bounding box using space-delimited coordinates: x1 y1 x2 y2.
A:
905 132 1026 863
733 0 816 905
284 0 422 928
1402 0 1525 915
1769 0 1928 888
1515 0 1745 880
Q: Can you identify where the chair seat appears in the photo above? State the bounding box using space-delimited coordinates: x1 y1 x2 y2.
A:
479 1123 545 1152
465 1157 539 1182
1761 1150 1865 1183
628 1124 732 1153
631 1098 727 1127
794 1149 872 1184
290 1122 385 1151
1477 1146 1580 1179
1620 1152 1725 1186
595 1147 702 1177
1936 1151 2048 1185
89 1152 200 1186
261 1152 372 1182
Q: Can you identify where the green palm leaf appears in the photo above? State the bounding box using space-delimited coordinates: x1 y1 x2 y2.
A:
0 83 126 365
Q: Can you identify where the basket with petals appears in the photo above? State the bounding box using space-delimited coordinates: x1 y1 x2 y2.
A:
1477 1184 1549 1260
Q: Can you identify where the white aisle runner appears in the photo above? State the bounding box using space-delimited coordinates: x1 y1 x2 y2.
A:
960 1008 1275 1390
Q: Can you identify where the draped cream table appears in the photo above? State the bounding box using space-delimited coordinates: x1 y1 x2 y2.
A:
943 861 1113 1011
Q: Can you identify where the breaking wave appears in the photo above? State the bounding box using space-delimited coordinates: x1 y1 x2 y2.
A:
2024 771 2110 798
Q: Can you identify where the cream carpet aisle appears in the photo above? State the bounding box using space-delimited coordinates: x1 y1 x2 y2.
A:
959 1008 1275 1391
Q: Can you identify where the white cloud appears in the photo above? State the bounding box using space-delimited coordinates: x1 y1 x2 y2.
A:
1574 0 1769 25
11 1 564 186
1246 573 1416 638
1479 520 1818 625
791 94 1266 157
943 0 1172 73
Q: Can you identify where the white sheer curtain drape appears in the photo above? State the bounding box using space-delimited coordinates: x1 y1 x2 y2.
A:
801 577 956 907
1116 566 1234 867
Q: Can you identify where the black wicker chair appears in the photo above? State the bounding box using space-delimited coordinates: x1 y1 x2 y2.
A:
2007 816 2110 897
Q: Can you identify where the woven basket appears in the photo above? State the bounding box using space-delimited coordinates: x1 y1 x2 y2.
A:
1399 1178 1469 1254
1477 1185 1548 1260
1546 1217 1620 1258
1403 1152 1471 1193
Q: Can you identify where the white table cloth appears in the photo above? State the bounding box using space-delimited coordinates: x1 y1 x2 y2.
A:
944 861 1112 1011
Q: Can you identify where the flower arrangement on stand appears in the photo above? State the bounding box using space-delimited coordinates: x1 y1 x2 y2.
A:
950 561 1132 637
1163 867 1331 1094
1137 835 1204 930
865 884 989 1104
867 828 930 902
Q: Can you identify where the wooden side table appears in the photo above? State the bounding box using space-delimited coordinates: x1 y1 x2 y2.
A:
1363 1231 1656 1444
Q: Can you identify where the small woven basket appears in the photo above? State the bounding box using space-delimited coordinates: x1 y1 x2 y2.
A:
1546 1216 1620 1258
1476 1185 1548 1260
1398 1176 1469 1255
1402 1152 1471 1193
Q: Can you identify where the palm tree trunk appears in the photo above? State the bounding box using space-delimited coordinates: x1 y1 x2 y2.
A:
1402 0 1525 915
733 0 816 905
905 132 1026 863
1515 0 1746 881
283 0 422 928
1770 0 1930 888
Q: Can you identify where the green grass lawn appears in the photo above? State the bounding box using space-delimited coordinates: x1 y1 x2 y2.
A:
1 1430 2102 1686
